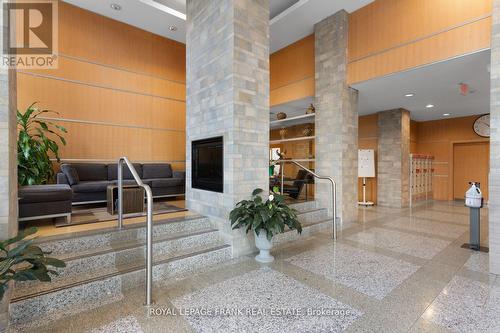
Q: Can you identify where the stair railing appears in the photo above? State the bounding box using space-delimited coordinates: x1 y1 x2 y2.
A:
117 157 154 305
277 160 338 240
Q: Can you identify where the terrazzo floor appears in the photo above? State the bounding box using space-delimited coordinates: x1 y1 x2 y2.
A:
15 201 499 333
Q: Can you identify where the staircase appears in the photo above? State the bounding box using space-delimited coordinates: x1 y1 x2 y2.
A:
10 201 331 329
275 201 332 245
10 215 231 328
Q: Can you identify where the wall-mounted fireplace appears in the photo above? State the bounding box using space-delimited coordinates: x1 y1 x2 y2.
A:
192 137 223 193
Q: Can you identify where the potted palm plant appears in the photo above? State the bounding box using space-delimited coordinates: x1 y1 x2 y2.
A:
229 189 301 263
0 227 65 331
17 102 67 186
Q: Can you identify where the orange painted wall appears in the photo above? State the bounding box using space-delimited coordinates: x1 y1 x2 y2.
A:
347 0 492 84
17 2 186 169
415 115 489 201
270 35 315 106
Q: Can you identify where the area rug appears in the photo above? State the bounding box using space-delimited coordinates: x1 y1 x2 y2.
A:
55 201 187 227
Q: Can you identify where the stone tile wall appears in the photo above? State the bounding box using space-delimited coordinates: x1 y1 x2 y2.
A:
0 4 18 240
377 109 410 208
185 0 269 257
490 0 500 275
314 11 359 223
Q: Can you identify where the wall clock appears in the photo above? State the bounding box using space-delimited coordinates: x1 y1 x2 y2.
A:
473 114 490 138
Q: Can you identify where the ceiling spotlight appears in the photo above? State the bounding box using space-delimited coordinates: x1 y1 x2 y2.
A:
426 104 434 108
169 25 178 31
443 113 451 116
404 93 415 97
110 3 122 11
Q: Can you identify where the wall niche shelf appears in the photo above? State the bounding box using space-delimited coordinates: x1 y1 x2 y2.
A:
289 158 315 162
270 113 315 129
270 136 315 144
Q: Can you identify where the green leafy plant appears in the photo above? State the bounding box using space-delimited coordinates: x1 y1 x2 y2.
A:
17 102 67 186
230 188 302 241
0 227 65 301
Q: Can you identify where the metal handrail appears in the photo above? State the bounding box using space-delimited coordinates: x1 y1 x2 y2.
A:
117 157 154 306
277 160 338 240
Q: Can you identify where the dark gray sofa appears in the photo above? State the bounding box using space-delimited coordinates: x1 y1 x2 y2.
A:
57 163 185 204
18 185 72 223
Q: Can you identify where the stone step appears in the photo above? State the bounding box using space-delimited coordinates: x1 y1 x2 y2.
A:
274 217 333 246
36 215 211 258
289 200 317 212
13 228 222 299
296 207 328 224
10 242 231 329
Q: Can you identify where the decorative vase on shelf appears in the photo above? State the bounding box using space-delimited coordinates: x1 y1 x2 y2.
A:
302 125 314 137
279 128 287 139
306 104 315 114
276 112 287 120
269 165 275 176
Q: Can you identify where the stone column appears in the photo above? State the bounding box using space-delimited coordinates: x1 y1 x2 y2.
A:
377 109 410 208
490 0 500 275
186 0 269 257
314 11 359 224
0 3 18 241
0 4 18 329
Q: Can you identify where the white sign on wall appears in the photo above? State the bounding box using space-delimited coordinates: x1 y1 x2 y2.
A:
358 149 375 178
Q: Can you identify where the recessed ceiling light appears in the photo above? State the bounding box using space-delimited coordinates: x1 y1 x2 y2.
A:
443 113 451 116
110 3 121 11
169 25 177 31
426 104 435 108
404 93 415 97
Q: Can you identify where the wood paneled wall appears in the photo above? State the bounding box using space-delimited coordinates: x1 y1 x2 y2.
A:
347 0 492 84
270 35 314 106
358 114 378 203
16 2 186 170
415 115 489 201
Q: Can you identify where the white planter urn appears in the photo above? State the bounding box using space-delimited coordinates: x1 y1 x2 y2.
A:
254 230 274 263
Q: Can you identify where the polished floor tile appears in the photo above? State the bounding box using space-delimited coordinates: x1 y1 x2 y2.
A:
383 217 467 238
171 267 362 333
464 252 490 274
286 243 419 300
17 201 498 333
90 316 144 333
346 227 451 259
422 275 500 333
411 210 469 225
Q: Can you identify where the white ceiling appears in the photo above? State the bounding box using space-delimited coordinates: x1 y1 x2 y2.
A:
352 50 491 121
62 0 373 53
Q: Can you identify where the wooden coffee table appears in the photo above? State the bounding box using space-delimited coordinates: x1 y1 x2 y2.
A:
107 185 145 215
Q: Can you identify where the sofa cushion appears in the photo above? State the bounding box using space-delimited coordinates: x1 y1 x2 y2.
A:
151 178 184 188
61 165 80 185
115 179 153 187
142 164 172 179
19 185 72 203
107 163 142 181
65 164 108 181
72 181 112 193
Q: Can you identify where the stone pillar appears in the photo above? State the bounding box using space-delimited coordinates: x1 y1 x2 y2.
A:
314 11 359 224
0 2 18 241
377 109 410 208
490 0 500 275
185 0 269 257
0 3 18 329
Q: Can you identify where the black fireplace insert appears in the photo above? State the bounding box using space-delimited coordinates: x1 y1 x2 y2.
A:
191 136 223 193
